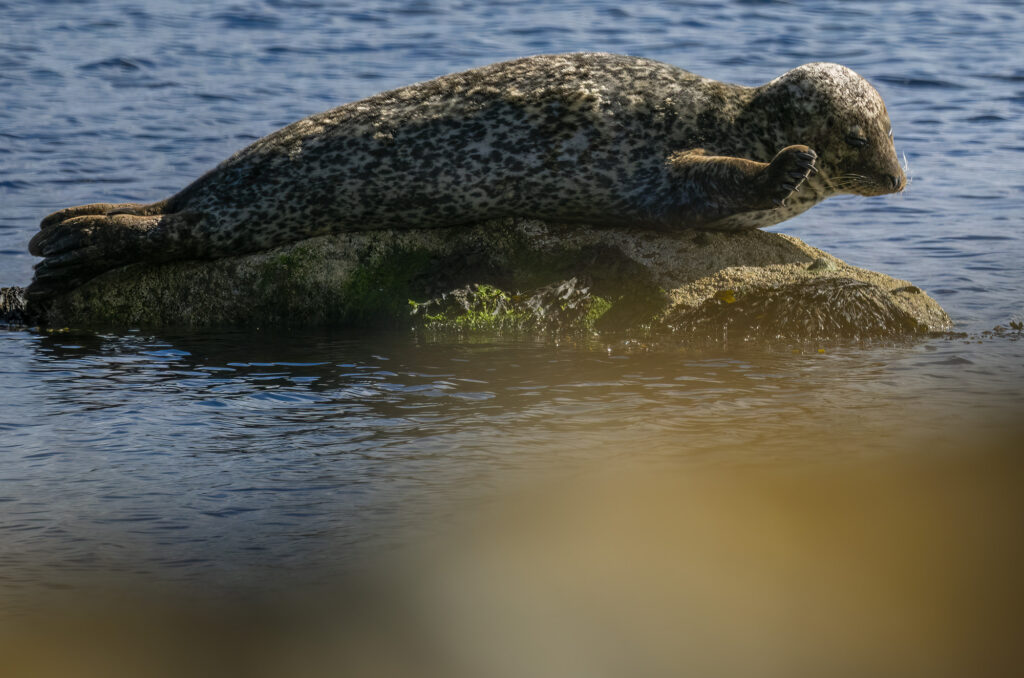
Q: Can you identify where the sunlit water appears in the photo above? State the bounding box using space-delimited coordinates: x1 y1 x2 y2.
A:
1 1 1023 660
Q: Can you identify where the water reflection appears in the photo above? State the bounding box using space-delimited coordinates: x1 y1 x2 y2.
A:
2 327 1020 607
18 327 1024 463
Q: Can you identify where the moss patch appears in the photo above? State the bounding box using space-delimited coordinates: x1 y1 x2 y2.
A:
335 247 439 325
411 278 612 335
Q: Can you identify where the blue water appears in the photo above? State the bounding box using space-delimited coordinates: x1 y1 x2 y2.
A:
1 0 1023 600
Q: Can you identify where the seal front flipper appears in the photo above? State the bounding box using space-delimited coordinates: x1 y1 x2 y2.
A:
26 210 199 302
755 146 818 208
663 145 818 228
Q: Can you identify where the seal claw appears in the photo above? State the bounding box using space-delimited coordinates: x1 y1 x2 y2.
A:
760 144 817 210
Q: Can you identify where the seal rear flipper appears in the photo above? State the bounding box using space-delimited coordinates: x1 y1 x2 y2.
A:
26 211 197 302
38 201 167 230
28 244 114 302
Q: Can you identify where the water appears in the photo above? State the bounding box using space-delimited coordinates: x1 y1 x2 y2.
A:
1 1 1023 674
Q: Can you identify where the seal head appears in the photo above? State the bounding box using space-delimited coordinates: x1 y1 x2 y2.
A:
753 63 906 196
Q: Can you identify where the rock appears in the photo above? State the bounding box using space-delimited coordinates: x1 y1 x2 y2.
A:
8 219 951 341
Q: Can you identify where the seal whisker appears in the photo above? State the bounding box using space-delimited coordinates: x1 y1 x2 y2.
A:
827 174 877 193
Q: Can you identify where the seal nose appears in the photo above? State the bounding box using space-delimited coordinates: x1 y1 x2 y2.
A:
888 174 903 192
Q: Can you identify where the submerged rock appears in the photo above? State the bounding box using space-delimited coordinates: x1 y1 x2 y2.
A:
4 218 951 341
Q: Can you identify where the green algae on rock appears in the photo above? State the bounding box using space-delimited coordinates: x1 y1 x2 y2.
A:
411 279 614 334
12 218 951 341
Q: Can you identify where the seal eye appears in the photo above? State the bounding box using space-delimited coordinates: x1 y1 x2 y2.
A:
845 124 869 148
845 133 869 148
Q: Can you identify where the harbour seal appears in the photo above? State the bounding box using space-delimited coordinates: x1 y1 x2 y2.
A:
27 52 905 300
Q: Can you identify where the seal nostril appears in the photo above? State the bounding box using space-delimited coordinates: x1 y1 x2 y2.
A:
889 174 902 191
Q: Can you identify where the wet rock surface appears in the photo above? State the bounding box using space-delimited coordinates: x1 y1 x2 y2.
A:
5 219 951 342
664 277 931 342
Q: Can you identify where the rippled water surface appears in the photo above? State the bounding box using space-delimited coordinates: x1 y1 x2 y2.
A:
1 0 1023 653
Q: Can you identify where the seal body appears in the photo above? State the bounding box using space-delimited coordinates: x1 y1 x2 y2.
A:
28 53 905 299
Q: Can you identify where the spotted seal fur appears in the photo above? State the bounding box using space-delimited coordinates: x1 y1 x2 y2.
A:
27 52 905 300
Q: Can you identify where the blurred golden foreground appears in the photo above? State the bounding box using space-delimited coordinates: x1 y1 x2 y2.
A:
3 428 1022 678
